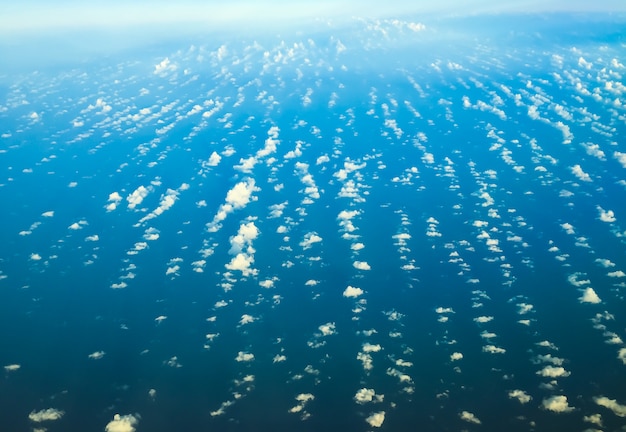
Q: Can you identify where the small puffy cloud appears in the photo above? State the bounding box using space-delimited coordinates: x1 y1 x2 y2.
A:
225 253 256 277
614 151 626 168
541 395 574 413
579 287 601 304
127 186 149 209
536 366 570 378
30 253 42 261
353 261 371 271
239 314 255 325
300 232 323 250
41 211 54 217
365 411 385 428
450 352 463 361
594 396 626 417
318 322 336 336
482 345 506 354
362 343 382 353
571 164 592 182
105 413 140 432
235 352 254 362
598 207 616 223
354 388 383 404
273 354 287 363
226 178 258 208
474 316 494 323
4 364 20 372
343 285 364 298
29 408 64 422
618 348 626 365
85 234 99 242
508 389 532 404
88 351 105 360
207 151 221 166
459 411 481 424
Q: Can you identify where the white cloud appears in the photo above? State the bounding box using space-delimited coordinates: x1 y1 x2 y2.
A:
541 395 574 413
536 366 570 378
354 388 383 404
353 261 371 270
318 322 336 336
29 408 64 422
459 411 481 424
482 345 506 354
41 211 54 217
300 232 323 249
127 186 149 209
227 178 258 208
235 352 254 362
618 348 626 365
105 413 140 432
474 316 494 323
4 364 20 372
88 351 106 360
362 343 382 353
365 411 385 428
207 151 222 166
343 285 364 298
571 164 592 182
450 352 463 361
225 253 257 277
85 234 99 242
239 314 255 325
594 396 626 417
614 151 626 168
579 287 601 304
597 207 616 223
608 270 626 278
508 389 532 404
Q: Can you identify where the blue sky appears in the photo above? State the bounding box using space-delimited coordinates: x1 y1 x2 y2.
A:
2 0 626 34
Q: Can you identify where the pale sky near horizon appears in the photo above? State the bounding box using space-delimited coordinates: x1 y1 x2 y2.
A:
2 0 626 34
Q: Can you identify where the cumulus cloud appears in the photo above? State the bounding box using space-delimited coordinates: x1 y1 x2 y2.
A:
570 164 592 182
508 389 532 404
88 351 105 360
597 207 616 223
4 364 20 372
318 322 336 336
105 413 140 432
354 388 384 404
235 352 254 362
365 411 385 428
450 352 463 361
225 253 256 277
127 185 150 209
536 366 571 378
579 287 601 304
353 261 371 270
208 178 259 231
459 411 481 424
29 408 64 422
343 285 364 298
541 395 574 413
300 232 323 249
594 396 626 417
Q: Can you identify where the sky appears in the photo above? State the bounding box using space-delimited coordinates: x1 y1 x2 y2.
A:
2 0 626 35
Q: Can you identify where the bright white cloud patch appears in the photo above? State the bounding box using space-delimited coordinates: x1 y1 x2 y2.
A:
579 287 601 304
353 261 371 270
508 389 532 404
105 413 140 432
343 285 364 298
235 352 255 362
594 396 626 417
459 411 481 424
542 395 574 413
29 408 64 422
571 164 592 182
365 411 385 427
354 388 383 404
